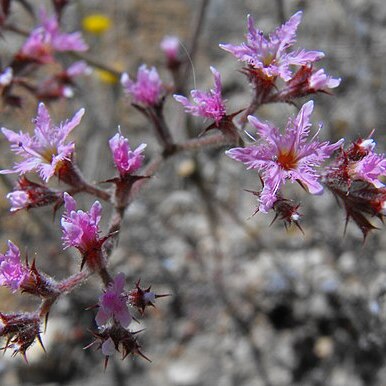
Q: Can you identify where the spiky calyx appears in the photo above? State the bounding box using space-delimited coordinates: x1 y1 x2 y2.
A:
85 325 150 369
0 312 44 361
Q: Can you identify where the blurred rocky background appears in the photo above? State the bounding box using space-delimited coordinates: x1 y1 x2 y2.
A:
1 0 386 385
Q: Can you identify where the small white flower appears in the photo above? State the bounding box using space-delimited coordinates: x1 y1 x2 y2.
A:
0 68 13 87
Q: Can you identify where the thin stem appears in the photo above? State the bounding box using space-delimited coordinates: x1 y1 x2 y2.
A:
3 23 30 36
38 269 91 320
103 208 125 257
239 97 261 128
275 0 286 24
178 132 231 151
147 106 176 154
70 52 124 78
128 155 163 200
182 0 211 83
81 182 111 202
98 267 113 287
57 270 91 293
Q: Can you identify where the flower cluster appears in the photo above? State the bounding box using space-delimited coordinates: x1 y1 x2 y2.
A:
0 5 90 107
18 10 88 64
0 2 171 367
220 11 323 81
0 241 58 297
88 273 164 364
220 11 340 105
0 0 385 371
322 133 386 237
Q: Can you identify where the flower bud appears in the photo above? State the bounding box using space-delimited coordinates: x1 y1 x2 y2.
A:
7 176 63 212
128 279 169 315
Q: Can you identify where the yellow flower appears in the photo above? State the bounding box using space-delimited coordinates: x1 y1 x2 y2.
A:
82 14 111 35
95 69 119 84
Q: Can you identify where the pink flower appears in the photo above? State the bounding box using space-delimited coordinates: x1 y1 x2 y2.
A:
20 9 88 63
339 133 386 188
66 61 92 78
61 193 103 255
109 133 146 176
226 101 343 212
174 67 226 126
6 176 62 212
220 11 324 81
308 69 341 91
121 65 163 107
0 241 27 292
160 35 180 62
95 273 132 328
7 191 29 212
1 103 84 182
351 153 386 188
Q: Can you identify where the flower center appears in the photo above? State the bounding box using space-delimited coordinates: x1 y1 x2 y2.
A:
277 150 298 170
41 148 57 162
262 53 275 67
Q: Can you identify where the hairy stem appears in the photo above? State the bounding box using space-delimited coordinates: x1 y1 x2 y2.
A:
57 270 91 293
